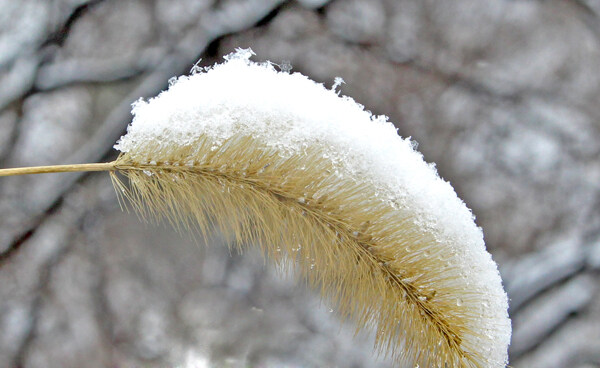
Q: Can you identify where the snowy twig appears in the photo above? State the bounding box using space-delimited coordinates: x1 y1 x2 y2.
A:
510 274 595 356
502 240 586 311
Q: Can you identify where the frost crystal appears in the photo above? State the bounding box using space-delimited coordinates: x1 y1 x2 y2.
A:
331 76 345 92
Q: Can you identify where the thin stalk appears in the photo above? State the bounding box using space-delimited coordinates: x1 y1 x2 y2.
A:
0 162 116 177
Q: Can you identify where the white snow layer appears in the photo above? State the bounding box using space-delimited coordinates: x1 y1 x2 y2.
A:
116 48 511 366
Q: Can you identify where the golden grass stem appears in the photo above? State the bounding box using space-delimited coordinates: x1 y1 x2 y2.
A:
0 162 116 176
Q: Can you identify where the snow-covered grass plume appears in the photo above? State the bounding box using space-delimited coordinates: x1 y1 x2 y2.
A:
113 48 511 368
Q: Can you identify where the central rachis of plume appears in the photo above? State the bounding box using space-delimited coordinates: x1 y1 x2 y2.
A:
112 49 511 368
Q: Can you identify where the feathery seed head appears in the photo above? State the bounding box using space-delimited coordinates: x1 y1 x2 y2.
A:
114 48 511 367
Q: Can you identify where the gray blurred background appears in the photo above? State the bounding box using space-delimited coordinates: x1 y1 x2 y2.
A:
0 0 599 367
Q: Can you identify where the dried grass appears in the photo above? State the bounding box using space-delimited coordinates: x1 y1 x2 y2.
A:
110 134 489 368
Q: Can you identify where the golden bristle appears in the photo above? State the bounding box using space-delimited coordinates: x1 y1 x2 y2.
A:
111 134 492 368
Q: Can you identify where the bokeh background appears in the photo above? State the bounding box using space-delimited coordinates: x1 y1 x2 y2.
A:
1 0 599 367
